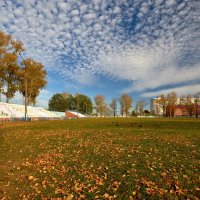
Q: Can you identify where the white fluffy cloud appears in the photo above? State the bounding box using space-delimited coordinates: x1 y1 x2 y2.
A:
0 0 199 98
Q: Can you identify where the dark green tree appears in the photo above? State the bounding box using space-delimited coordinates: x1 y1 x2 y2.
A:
48 94 68 112
75 94 93 114
65 94 76 110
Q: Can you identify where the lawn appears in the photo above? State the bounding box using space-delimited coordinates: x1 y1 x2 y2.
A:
0 118 200 199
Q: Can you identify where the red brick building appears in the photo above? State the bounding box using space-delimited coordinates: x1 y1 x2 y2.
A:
174 105 200 117
151 97 200 117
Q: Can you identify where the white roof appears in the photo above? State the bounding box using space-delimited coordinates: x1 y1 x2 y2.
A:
66 111 86 118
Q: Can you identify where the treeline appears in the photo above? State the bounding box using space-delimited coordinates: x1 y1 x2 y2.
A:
0 31 47 105
48 93 149 116
95 94 148 117
155 92 200 118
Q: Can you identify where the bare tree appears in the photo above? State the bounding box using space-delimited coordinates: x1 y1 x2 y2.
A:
166 92 177 117
137 99 148 116
134 102 139 116
181 95 194 117
110 98 117 117
155 94 168 117
104 105 112 117
94 95 106 117
194 92 200 118
119 97 125 117
120 94 133 117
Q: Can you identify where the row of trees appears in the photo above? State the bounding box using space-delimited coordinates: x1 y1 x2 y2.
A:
91 94 134 117
48 93 148 117
0 31 47 105
155 92 200 118
95 94 148 117
49 91 200 118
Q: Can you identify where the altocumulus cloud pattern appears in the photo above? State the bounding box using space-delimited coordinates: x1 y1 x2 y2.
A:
0 0 200 97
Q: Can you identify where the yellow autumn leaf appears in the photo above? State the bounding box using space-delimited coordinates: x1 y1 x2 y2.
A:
132 191 136 195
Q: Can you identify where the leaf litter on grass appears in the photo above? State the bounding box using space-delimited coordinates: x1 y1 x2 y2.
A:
0 118 200 199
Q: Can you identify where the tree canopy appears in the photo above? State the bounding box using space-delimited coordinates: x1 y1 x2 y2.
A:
75 93 93 114
110 98 117 117
0 30 47 104
0 31 24 102
48 93 93 114
94 95 106 117
120 94 133 117
48 94 68 112
19 58 47 106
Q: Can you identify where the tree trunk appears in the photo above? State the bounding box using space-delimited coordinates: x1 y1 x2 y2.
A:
195 103 198 118
162 106 165 117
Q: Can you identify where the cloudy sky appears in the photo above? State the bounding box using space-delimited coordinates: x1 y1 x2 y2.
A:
0 0 200 107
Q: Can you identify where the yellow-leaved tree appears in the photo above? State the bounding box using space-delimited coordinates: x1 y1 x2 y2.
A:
0 31 24 102
94 95 106 117
19 58 47 106
120 94 133 117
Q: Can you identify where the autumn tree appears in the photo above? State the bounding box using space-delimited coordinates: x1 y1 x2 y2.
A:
194 92 200 118
0 31 24 102
0 57 5 101
166 92 177 117
0 32 10 101
181 95 194 117
94 95 106 117
0 66 3 101
18 58 47 106
119 96 125 117
155 94 168 116
2 53 21 102
120 94 133 117
110 98 117 117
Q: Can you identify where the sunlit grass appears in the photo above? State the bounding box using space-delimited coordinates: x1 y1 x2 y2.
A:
0 118 200 199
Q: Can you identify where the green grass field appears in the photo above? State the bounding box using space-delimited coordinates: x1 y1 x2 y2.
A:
0 118 200 199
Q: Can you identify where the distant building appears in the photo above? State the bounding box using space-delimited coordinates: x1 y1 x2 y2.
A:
151 97 200 117
150 98 163 115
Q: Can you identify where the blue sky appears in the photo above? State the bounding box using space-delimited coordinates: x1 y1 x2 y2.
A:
0 0 200 108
